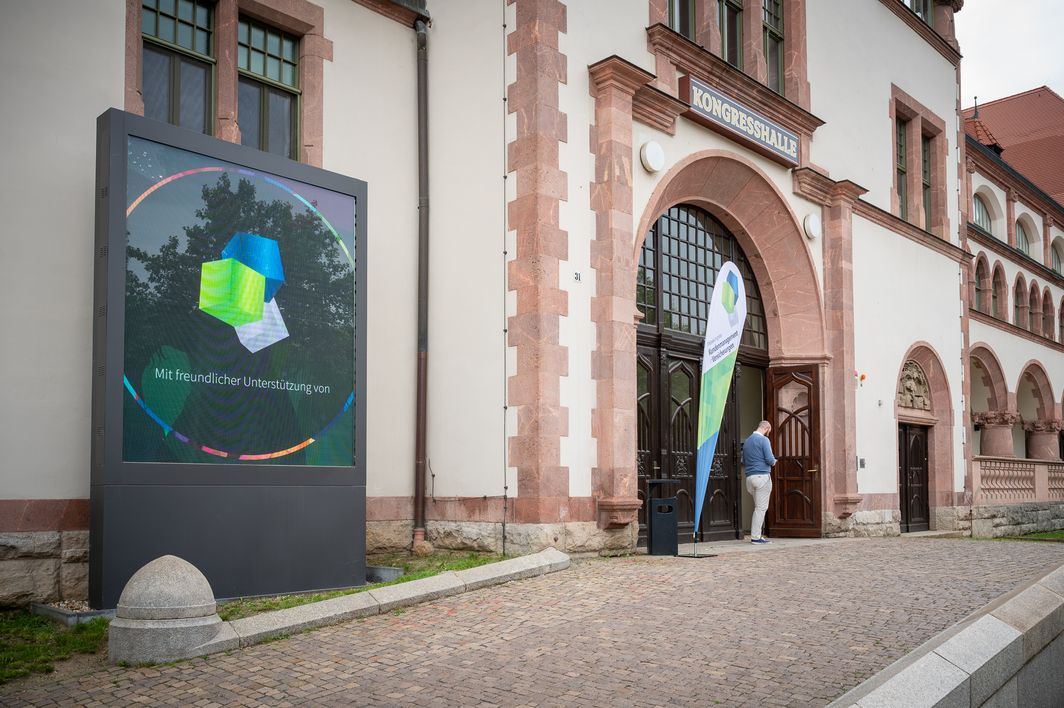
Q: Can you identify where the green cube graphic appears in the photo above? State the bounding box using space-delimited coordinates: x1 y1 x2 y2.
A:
199 258 266 327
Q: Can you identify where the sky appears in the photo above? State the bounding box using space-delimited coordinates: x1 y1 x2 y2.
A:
954 0 1064 109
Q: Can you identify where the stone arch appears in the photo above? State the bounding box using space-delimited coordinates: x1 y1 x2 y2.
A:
969 343 1008 413
1042 287 1055 342
894 343 955 527
1016 361 1055 421
1013 272 1028 327
973 187 1003 237
1052 236 1064 274
1029 280 1042 335
972 253 990 314
635 150 826 361
991 262 1008 319
1016 212 1040 255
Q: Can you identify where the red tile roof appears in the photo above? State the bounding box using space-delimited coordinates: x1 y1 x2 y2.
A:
962 86 1064 204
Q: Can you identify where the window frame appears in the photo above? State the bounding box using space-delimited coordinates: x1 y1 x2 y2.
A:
140 0 216 134
126 0 330 167
762 0 784 95
720 0 744 70
668 0 696 41
1015 221 1031 256
921 134 932 231
972 195 993 233
237 16 302 160
896 118 908 221
905 0 934 27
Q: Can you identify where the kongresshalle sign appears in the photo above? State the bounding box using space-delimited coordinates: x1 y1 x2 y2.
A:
679 76 799 166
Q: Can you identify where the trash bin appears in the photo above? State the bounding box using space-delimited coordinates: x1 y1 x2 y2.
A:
646 479 679 556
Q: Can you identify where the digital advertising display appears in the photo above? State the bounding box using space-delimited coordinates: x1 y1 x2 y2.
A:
90 110 366 609
123 136 355 466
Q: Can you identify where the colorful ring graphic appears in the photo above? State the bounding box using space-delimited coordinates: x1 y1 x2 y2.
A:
125 165 355 461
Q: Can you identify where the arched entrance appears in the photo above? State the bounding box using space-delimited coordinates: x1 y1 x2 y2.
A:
635 204 768 541
631 151 829 540
894 344 954 532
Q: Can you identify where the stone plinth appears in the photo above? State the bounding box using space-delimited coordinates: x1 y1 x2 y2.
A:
108 555 236 664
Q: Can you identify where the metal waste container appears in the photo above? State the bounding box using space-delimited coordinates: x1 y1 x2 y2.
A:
647 479 679 556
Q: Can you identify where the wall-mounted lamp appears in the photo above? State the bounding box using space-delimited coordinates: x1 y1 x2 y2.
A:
640 141 665 173
803 213 822 240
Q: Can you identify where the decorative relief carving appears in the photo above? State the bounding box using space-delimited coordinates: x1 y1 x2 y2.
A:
971 410 1022 426
1024 419 1063 433
897 361 931 410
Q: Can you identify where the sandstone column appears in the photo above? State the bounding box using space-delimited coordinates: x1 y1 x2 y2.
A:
974 411 1020 457
1026 420 1062 461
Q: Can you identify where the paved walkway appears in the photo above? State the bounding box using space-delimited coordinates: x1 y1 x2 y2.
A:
5 537 1064 707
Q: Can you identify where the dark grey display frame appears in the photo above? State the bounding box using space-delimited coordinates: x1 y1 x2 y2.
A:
90 109 367 609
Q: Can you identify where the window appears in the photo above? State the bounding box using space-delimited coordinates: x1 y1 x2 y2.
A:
1014 279 1025 326
1029 287 1041 334
1043 296 1055 342
1016 222 1031 256
921 135 932 231
1053 244 1063 275
762 1 784 94
905 0 934 27
721 0 743 69
992 268 1004 318
668 0 696 40
238 17 299 159
972 195 992 232
974 260 988 313
896 119 908 220
141 0 213 134
638 204 767 350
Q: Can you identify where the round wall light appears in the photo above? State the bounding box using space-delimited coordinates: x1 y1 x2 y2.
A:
803 212 822 240
640 141 665 173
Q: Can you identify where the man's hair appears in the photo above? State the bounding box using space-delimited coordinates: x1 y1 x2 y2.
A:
757 420 771 432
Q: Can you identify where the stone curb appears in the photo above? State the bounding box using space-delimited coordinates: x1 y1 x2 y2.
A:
192 547 570 658
829 562 1064 708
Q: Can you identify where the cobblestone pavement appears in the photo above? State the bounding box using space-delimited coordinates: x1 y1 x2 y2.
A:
5 538 1064 707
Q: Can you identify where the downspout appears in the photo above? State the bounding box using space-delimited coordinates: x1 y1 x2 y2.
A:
413 17 430 551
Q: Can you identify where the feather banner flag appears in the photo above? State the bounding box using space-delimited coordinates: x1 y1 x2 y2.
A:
693 261 748 536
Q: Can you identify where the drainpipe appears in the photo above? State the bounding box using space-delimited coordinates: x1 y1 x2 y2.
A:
412 17 431 552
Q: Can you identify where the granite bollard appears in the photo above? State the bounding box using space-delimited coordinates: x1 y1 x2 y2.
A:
107 555 238 664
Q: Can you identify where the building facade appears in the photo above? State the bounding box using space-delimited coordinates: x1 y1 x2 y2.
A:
0 0 1061 605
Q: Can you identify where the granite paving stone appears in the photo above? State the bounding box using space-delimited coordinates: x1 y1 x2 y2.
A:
3 538 1064 707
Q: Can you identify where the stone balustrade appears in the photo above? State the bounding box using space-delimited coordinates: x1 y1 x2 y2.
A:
973 456 1064 505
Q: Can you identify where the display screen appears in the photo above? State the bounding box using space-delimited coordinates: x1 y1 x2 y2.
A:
122 136 355 466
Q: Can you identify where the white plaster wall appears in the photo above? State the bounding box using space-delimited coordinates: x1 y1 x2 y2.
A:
422 0 506 497
0 2 125 498
852 217 966 494
806 0 959 238
558 0 652 498
322 1 418 499
327 1 508 500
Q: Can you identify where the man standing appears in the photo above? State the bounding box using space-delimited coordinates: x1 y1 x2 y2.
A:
742 420 776 545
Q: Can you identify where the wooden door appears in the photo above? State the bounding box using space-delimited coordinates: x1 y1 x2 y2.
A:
637 344 740 543
899 424 930 532
766 366 822 537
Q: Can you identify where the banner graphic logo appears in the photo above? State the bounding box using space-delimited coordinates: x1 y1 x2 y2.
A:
693 262 748 535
